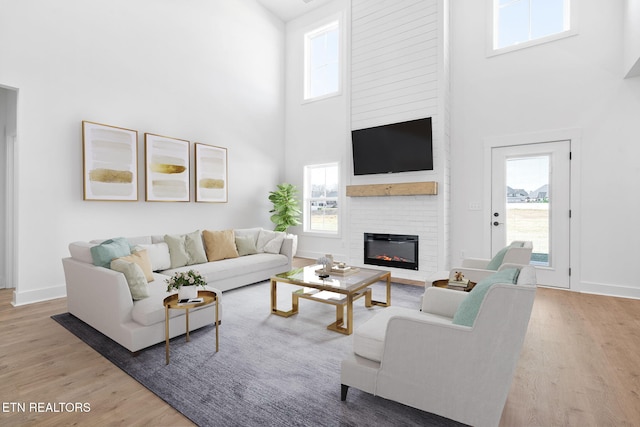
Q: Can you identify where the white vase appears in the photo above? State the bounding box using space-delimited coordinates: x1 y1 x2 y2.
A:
178 286 198 300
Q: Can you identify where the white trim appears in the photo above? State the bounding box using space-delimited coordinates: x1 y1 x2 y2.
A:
483 127 582 291
579 281 640 301
12 284 67 307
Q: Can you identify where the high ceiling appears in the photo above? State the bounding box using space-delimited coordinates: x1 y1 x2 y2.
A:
255 0 333 22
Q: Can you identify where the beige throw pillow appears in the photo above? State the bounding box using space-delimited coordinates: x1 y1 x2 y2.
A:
118 248 154 282
203 229 239 261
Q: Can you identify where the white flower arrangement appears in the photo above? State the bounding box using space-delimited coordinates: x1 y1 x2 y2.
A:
165 270 207 292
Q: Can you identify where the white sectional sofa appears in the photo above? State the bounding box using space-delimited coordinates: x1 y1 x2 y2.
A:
62 227 294 353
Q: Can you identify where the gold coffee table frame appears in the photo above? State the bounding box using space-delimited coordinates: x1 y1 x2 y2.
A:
163 290 219 365
270 265 391 335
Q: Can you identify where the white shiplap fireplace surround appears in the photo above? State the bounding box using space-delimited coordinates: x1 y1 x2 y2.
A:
346 0 450 282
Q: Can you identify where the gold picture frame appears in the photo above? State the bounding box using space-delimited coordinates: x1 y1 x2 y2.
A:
82 121 138 201
194 143 228 203
144 133 190 202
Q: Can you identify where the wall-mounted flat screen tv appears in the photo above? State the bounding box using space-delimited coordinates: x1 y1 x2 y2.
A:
351 117 433 175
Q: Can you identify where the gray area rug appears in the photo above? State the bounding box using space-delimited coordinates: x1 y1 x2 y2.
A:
53 280 466 427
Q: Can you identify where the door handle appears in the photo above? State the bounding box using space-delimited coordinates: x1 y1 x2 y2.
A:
493 221 501 226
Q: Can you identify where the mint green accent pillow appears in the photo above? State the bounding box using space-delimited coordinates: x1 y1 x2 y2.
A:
110 258 149 300
452 268 521 327
486 246 509 270
235 235 258 256
90 237 131 269
164 231 208 268
486 242 525 270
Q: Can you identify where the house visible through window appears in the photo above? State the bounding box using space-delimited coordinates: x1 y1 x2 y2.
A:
493 0 571 50
304 20 340 101
304 163 339 233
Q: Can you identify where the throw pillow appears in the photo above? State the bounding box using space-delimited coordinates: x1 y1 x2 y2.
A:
90 237 131 269
203 229 239 261
137 242 171 271
117 248 154 282
486 241 525 270
485 246 509 270
164 231 208 269
452 268 521 327
235 235 258 256
256 229 285 254
110 258 150 300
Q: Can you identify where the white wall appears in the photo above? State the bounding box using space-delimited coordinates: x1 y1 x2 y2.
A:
451 0 640 298
284 0 351 262
0 0 285 305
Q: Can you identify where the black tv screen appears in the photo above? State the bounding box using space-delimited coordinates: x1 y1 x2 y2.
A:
351 117 433 175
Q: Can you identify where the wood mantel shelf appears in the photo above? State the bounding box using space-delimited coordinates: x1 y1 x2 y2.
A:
346 181 438 197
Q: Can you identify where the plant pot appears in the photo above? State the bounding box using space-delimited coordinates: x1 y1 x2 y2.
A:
178 286 198 300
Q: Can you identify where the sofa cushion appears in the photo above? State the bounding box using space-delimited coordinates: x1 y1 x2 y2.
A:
452 268 520 327
235 235 258 256
203 229 239 261
137 242 171 271
256 229 285 254
164 230 208 268
117 248 154 282
90 237 131 269
161 253 288 283
353 307 449 363
111 258 150 300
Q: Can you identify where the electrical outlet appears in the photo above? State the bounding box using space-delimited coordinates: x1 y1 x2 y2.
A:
468 202 481 211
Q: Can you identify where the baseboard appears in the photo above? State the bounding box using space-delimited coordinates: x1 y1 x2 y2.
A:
579 281 640 300
12 284 67 306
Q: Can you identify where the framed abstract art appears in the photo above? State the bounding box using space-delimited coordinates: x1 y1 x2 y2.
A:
144 133 190 202
194 143 228 203
82 121 138 201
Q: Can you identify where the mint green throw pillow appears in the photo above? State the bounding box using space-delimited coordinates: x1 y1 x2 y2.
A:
486 246 509 270
235 235 258 256
110 258 149 300
164 230 208 268
452 268 520 327
485 241 524 270
90 237 131 269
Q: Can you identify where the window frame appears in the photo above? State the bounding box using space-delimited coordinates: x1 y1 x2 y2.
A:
303 17 342 103
487 0 578 57
303 162 340 236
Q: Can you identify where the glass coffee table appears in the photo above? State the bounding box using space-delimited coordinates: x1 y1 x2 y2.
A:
270 265 391 335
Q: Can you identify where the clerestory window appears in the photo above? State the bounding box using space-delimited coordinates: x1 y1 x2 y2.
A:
491 0 573 53
304 20 340 101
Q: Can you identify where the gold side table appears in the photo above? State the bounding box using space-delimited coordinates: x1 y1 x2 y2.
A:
163 290 219 365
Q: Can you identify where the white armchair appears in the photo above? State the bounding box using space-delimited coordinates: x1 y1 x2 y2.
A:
428 240 533 286
341 265 537 427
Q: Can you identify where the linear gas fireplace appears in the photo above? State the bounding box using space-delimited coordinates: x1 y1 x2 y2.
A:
364 233 419 270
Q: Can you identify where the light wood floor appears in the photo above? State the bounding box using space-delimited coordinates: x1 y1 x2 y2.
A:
1 269 639 426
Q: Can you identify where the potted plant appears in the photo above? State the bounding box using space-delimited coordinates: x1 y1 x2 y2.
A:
165 270 207 300
269 183 301 255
